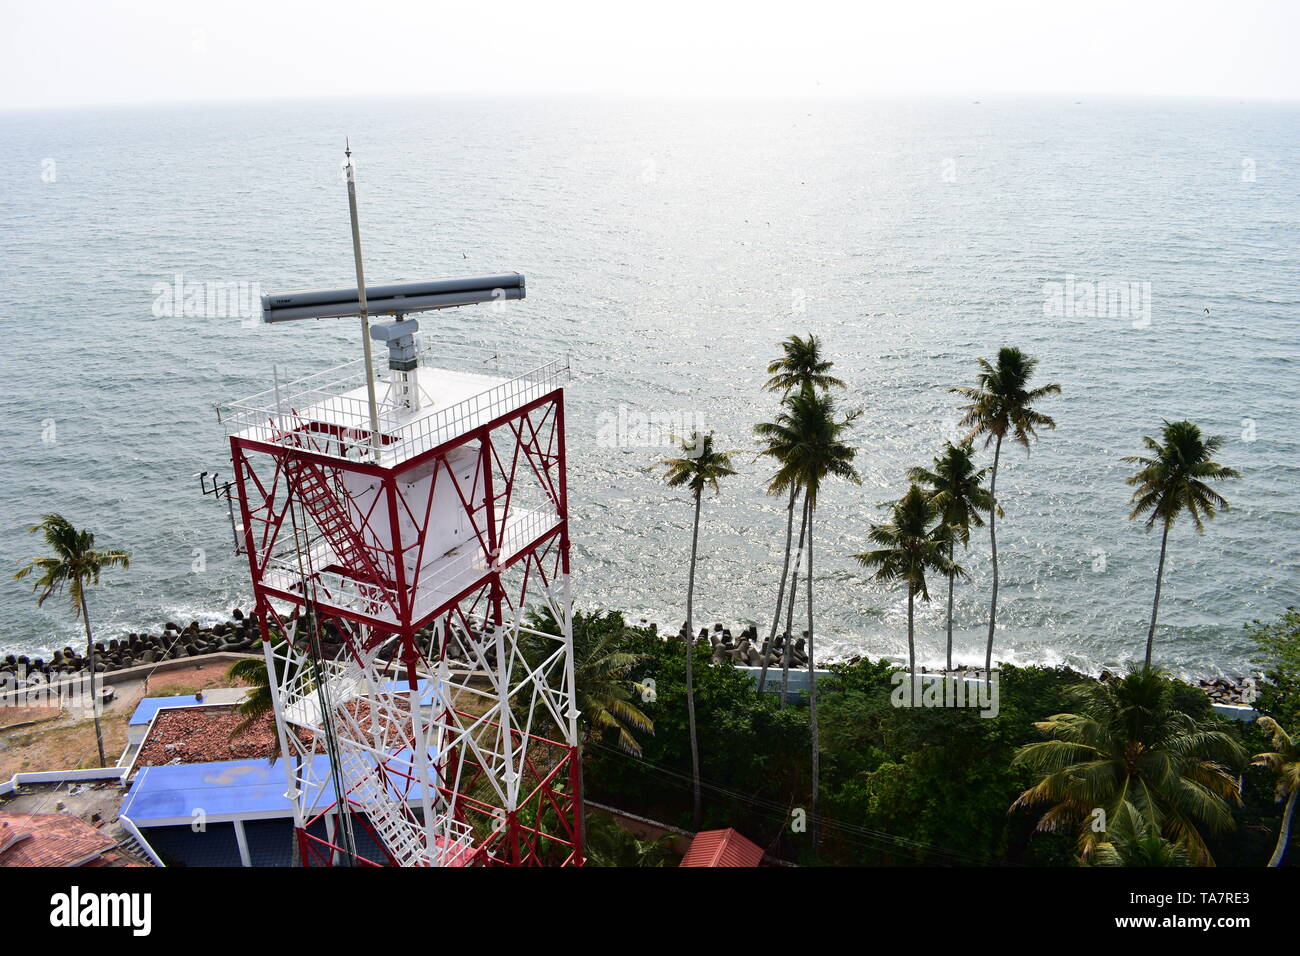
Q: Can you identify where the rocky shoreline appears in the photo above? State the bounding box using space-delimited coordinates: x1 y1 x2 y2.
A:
0 607 515 684
643 619 1261 709
0 610 1260 709
1 610 261 682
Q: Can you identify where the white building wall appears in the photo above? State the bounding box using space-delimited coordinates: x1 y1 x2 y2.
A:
340 446 485 584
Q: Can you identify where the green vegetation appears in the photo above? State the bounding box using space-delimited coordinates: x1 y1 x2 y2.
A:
226 631 299 737
1252 716 1298 867
1088 818 1192 867
1247 607 1300 729
580 616 809 851
583 811 678 867
14 513 130 767
1011 667 1244 865
578 622 1294 866
525 606 654 756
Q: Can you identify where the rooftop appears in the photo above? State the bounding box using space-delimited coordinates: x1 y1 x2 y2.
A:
120 756 335 827
679 828 765 867
128 689 248 726
0 811 119 867
132 705 299 768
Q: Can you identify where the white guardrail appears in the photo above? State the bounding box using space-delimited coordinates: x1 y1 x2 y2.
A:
218 342 569 465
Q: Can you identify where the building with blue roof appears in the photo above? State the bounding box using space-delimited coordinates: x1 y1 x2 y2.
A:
118 693 445 867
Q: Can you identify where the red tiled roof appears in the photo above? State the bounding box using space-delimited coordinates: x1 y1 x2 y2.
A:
679 828 764 867
0 813 116 868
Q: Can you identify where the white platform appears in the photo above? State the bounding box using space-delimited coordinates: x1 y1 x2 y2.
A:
219 346 569 467
262 505 560 628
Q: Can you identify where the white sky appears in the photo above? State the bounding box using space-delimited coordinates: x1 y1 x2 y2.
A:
2 0 1298 110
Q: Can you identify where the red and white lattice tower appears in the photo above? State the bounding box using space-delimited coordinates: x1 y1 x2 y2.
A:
217 332 582 866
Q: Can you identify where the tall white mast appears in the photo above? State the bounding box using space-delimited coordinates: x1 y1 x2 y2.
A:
345 140 383 463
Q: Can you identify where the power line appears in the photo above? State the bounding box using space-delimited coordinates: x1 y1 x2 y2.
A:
587 741 930 863
586 739 1014 866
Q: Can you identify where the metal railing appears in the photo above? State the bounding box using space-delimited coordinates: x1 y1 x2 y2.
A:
217 340 569 466
411 506 560 602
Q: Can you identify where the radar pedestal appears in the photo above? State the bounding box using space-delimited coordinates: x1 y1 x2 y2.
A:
371 318 421 413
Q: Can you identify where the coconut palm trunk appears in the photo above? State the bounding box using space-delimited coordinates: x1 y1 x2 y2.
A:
1269 788 1297 867
684 487 703 830
907 582 917 705
662 432 735 832
780 498 809 709
984 433 1002 678
1145 521 1171 668
757 486 798 695
78 590 107 768
805 498 820 849
945 539 955 673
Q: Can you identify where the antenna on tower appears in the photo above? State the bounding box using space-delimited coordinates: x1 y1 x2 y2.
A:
253 145 526 460
344 141 384 464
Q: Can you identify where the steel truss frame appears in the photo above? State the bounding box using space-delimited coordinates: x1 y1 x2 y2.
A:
229 385 582 866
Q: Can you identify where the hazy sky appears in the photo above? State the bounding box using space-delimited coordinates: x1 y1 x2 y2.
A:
3 0 1298 110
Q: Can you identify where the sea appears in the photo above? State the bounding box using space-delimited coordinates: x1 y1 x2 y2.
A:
0 95 1296 680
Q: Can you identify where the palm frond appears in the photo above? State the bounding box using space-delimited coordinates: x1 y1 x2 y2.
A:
1010 669 1247 864
951 347 1060 452
1123 420 1240 532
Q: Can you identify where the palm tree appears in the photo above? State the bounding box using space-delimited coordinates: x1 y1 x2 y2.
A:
228 649 275 730
1092 836 1191 867
226 628 303 738
1252 716 1298 867
755 334 846 697
753 387 860 845
14 514 130 768
952 347 1060 677
907 440 995 671
583 813 676 867
1123 420 1241 667
1011 668 1245 865
754 384 857 703
855 484 958 700
526 607 655 756
1089 813 1192 867
662 431 737 830
763 332 846 396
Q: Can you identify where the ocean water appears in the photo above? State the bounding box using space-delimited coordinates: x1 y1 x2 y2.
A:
0 96 1296 679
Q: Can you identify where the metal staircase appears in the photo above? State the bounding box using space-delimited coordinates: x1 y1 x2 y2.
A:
337 746 425 865
284 454 394 600
336 743 474 867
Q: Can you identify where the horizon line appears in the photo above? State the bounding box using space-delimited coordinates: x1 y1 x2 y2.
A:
5 88 1300 115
